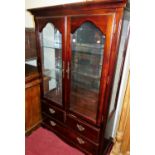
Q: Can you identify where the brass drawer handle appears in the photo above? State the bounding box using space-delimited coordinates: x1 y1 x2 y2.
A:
76 137 85 144
49 108 55 114
50 121 56 126
77 124 85 132
69 114 77 118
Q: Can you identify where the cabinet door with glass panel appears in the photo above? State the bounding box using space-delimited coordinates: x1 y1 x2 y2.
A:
38 18 65 107
69 16 114 125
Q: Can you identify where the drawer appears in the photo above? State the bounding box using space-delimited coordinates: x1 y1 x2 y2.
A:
42 115 99 155
68 128 99 155
66 114 100 143
42 115 66 136
42 101 64 122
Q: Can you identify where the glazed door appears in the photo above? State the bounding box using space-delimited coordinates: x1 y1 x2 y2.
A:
37 18 66 107
68 15 115 124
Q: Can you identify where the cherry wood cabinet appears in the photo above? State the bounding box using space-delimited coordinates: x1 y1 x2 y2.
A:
28 1 127 154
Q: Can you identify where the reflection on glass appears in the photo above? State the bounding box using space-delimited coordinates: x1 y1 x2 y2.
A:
70 22 105 121
40 23 62 105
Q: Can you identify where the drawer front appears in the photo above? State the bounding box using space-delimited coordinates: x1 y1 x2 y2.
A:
70 132 99 155
42 115 66 136
43 116 98 155
66 114 100 143
42 102 64 122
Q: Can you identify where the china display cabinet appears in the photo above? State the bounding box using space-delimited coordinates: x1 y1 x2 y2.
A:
28 0 127 154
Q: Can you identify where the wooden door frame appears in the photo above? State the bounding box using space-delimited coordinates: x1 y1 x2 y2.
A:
34 17 66 109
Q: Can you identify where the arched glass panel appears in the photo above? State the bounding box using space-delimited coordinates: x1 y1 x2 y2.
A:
40 23 62 105
70 22 105 121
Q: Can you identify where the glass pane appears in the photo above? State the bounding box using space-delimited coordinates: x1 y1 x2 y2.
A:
40 23 62 105
70 22 105 121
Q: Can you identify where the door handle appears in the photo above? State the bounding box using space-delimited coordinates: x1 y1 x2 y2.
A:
62 61 65 79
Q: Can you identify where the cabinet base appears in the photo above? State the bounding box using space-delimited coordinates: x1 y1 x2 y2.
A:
41 122 113 155
103 138 114 155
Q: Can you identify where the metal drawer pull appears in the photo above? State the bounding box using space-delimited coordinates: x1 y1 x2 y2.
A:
76 137 85 144
77 124 85 131
49 108 55 114
50 121 56 126
69 114 77 118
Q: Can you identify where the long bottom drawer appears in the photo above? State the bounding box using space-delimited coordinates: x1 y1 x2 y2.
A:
42 116 99 155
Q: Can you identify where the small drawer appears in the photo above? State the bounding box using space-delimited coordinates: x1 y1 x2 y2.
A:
42 115 66 136
69 130 99 155
42 102 64 122
66 114 100 143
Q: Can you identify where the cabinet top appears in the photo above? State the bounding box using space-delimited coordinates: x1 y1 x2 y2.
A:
25 64 40 83
28 0 126 17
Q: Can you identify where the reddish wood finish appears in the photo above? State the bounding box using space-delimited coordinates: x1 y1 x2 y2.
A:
66 114 100 143
34 17 67 109
70 15 115 126
42 115 99 155
102 8 124 123
25 64 42 134
36 17 64 33
42 100 65 122
98 8 124 154
71 16 109 34
28 1 126 154
28 1 126 17
65 16 71 112
42 113 113 155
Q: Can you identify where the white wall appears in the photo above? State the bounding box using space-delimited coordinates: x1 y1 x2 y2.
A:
25 0 85 27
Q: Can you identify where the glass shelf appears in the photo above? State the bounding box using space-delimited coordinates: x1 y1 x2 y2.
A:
71 70 101 80
70 86 99 121
72 46 104 56
42 43 62 50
